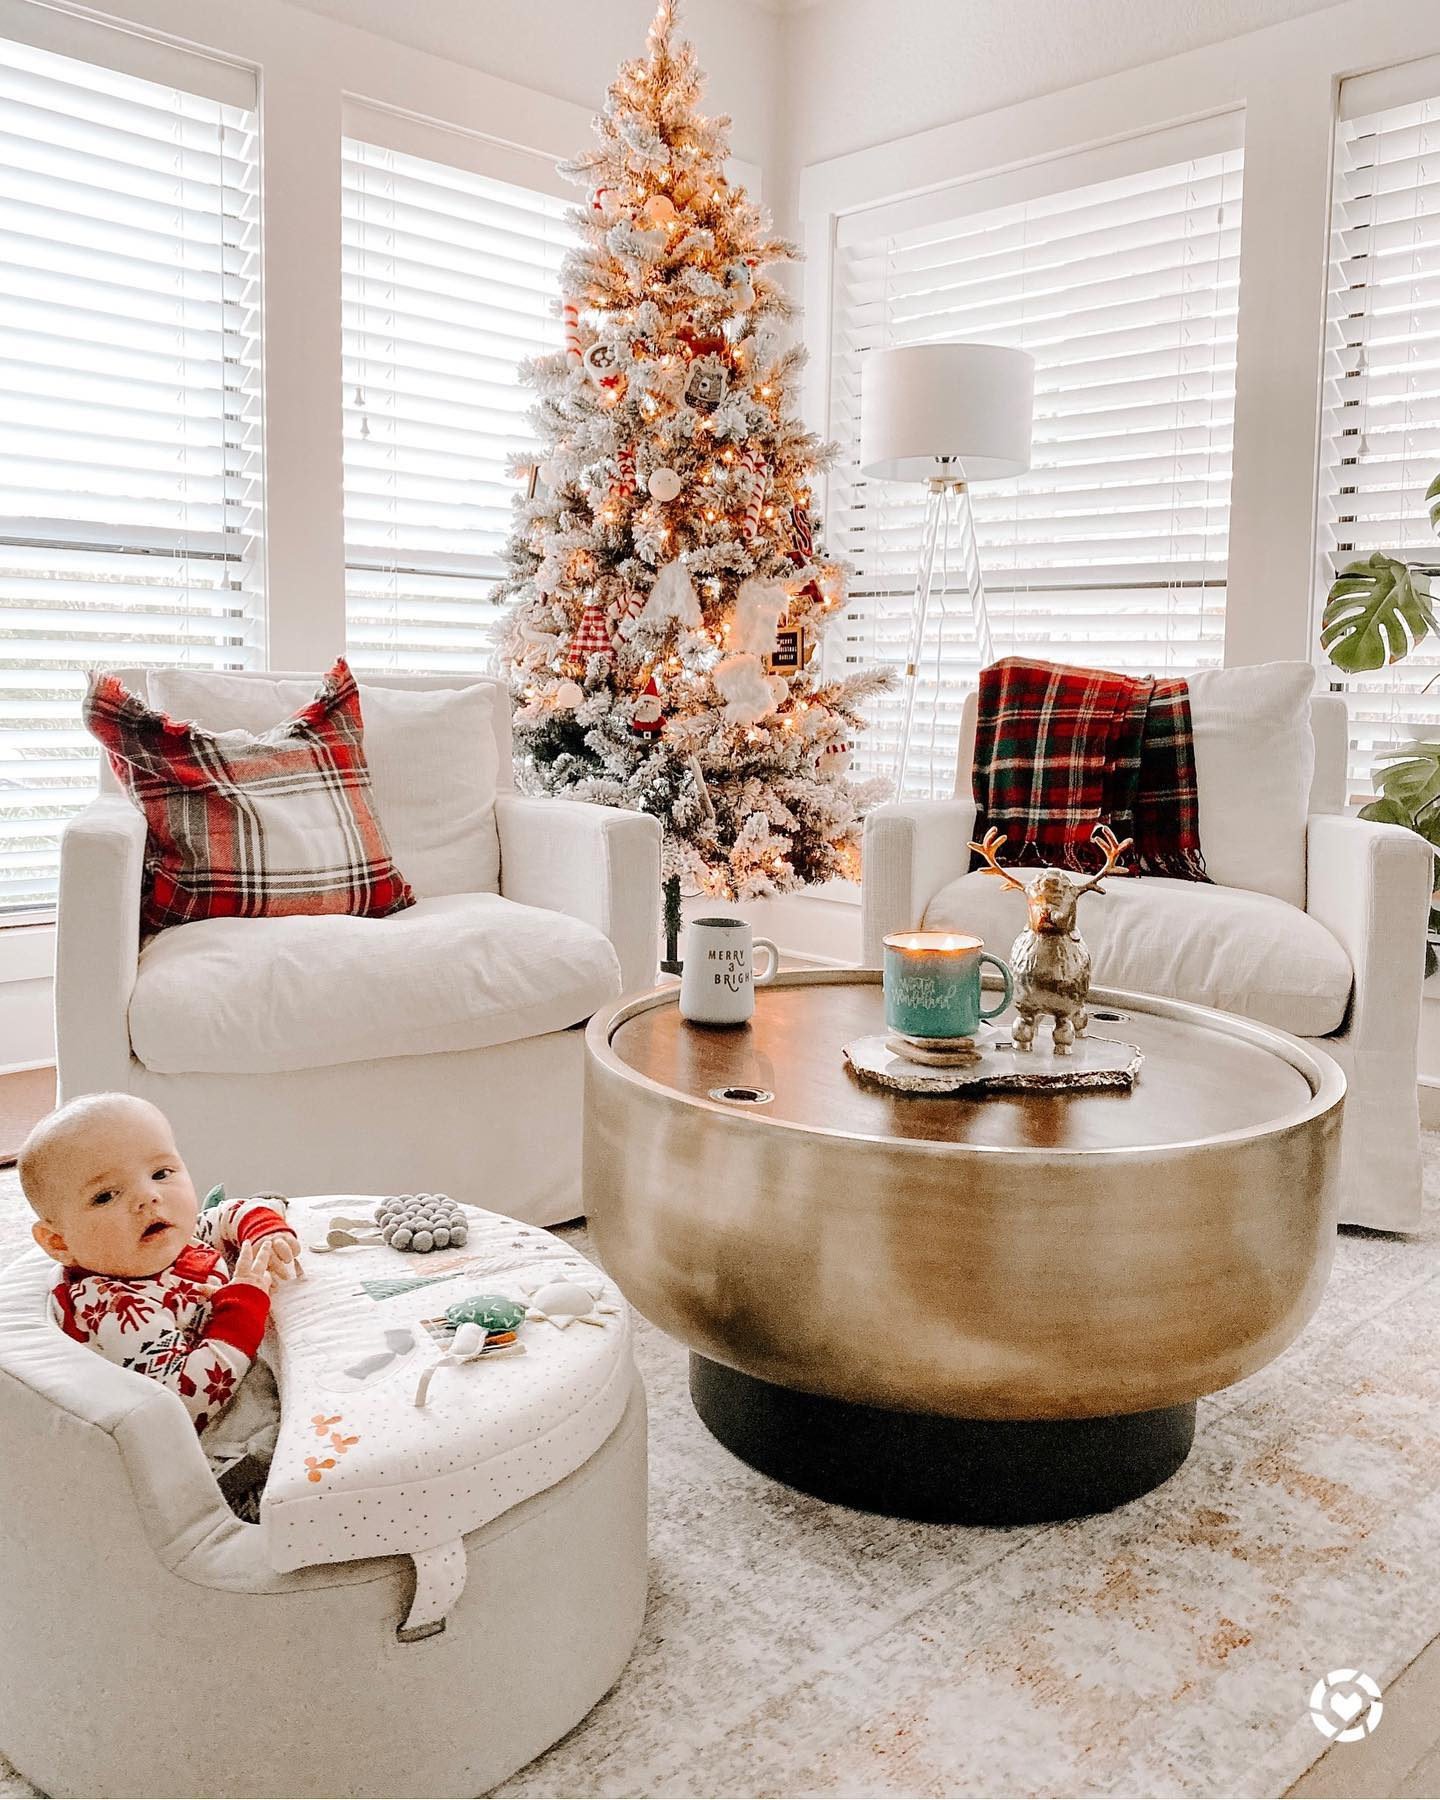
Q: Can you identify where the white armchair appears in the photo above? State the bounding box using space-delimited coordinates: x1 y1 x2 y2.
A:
56 670 660 1226
861 688 1432 1232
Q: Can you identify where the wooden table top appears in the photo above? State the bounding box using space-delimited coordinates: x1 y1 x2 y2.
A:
602 973 1324 1154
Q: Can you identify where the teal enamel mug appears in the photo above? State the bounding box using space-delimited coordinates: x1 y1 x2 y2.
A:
882 931 1014 1039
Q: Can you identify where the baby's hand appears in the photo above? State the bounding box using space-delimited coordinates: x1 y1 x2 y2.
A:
231 1238 276 1296
265 1230 305 1282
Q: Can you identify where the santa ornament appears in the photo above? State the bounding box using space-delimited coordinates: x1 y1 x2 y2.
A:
631 675 665 737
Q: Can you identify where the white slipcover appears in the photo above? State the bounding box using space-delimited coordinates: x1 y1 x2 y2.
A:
924 871 1352 1038
863 679 1432 1231
129 894 621 1075
57 670 662 1225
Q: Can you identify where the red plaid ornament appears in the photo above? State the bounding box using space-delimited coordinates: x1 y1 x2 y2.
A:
569 601 615 664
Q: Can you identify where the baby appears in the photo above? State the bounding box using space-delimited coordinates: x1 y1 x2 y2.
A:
19 1093 303 1507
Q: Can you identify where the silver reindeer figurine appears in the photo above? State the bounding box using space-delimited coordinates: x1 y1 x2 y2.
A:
967 823 1132 1053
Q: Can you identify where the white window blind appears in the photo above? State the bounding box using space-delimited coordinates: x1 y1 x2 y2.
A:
828 119 1244 797
341 132 573 673
1320 69 1440 802
0 31 261 921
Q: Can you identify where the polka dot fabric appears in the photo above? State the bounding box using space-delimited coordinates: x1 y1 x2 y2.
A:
259 1198 634 1576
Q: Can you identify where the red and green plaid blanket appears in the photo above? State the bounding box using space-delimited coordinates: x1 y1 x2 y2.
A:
970 657 1209 880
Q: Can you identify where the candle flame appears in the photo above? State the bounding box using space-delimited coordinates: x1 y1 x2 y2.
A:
883 932 982 954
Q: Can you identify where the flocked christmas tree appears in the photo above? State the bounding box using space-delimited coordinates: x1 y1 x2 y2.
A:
497 0 888 956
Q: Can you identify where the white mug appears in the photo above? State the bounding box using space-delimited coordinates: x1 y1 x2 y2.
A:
679 916 779 1025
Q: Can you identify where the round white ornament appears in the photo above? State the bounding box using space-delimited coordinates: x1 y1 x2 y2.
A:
648 466 683 502
555 680 585 710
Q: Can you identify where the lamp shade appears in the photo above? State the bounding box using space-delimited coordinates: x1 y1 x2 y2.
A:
860 343 1035 483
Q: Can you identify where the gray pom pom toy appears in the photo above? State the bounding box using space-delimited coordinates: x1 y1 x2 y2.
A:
376 1194 469 1253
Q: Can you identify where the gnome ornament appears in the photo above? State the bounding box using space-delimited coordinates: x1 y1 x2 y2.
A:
631 675 665 738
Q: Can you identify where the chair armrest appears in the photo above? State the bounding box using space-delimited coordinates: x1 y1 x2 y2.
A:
55 795 147 1096
860 798 978 965
495 794 661 994
1305 811 1432 1049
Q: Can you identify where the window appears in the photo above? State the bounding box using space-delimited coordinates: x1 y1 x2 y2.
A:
1319 64 1440 801
0 31 261 921
827 118 1244 796
341 127 573 673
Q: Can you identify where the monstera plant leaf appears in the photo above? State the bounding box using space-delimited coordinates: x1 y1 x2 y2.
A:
1321 553 1438 673
1370 743 1440 818
1365 749 1440 978
1428 472 1440 537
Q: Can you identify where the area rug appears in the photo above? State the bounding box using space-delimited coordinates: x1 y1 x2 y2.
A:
2 1152 1438 1800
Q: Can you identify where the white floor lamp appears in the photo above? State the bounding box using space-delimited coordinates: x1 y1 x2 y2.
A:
860 343 1035 794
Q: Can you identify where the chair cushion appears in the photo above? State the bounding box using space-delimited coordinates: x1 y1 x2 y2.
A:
1186 662 1316 908
923 870 1352 1038
85 661 415 932
149 669 502 901
128 894 621 1075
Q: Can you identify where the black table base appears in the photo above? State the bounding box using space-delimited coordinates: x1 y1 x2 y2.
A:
689 1354 1195 1525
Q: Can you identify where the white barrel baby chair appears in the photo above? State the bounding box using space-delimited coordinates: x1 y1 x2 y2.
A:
0 1236 648 1798
55 669 661 1226
861 663 1433 1232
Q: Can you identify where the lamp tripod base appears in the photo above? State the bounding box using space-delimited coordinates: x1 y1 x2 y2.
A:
893 477 993 797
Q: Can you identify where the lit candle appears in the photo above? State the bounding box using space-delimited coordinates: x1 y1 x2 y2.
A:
882 931 1013 1044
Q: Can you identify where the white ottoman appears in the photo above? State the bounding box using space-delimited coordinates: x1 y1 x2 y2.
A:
0 1201 647 1799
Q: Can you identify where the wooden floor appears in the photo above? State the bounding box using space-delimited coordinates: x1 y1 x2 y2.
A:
0 1064 54 1165
1286 1633 1440 1797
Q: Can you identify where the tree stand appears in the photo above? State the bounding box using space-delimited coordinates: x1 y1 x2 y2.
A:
661 873 683 975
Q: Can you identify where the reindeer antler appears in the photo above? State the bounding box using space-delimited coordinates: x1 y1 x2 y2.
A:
967 827 1028 892
1075 823 1133 894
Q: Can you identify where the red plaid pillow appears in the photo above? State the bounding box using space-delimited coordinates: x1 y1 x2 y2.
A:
84 658 415 932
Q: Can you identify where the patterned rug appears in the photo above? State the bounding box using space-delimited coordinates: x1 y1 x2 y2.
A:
2 1151 1438 1799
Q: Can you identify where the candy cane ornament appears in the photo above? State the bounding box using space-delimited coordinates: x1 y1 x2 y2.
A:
739 448 768 542
562 298 583 366
608 582 646 638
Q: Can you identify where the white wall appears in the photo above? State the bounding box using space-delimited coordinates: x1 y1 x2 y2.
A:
776 0 1352 175
286 0 782 171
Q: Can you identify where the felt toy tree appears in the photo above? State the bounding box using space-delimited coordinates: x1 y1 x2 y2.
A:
496 0 887 960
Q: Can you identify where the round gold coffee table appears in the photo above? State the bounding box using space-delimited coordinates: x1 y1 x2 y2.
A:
583 972 1344 1522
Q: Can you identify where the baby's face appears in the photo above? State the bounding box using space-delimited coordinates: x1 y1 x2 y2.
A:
32 1107 200 1278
